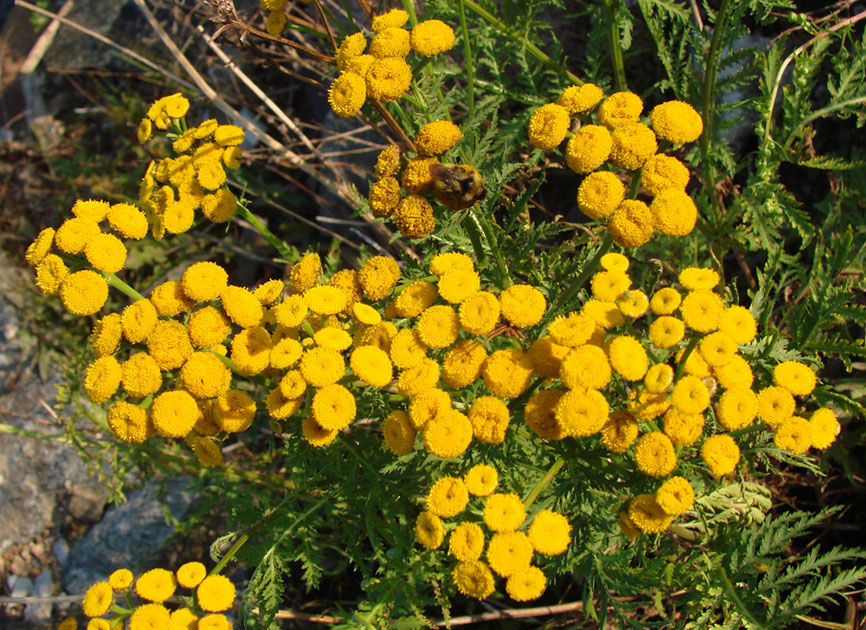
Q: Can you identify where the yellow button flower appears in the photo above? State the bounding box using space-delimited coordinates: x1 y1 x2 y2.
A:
565 124 612 173
528 103 569 150
650 100 703 144
410 19 456 56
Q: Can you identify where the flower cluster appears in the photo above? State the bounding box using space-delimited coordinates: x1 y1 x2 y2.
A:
528 87 703 248
73 562 235 629
137 94 244 239
327 10 456 118
415 464 571 602
367 121 483 239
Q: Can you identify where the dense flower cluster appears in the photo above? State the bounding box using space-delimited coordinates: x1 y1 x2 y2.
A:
415 464 571 602
137 94 244 239
74 562 235 629
528 87 703 248
367 122 483 239
326 10 455 118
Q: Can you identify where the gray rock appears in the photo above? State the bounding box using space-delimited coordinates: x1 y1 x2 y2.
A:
68 480 110 524
8 575 33 597
63 477 198 594
52 539 69 569
25 570 53 624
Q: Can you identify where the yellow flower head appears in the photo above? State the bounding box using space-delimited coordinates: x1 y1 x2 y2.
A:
423 409 472 458
410 19 456 56
108 568 133 590
315 327 352 352
701 433 740 477
524 389 566 440
151 390 199 438
468 395 511 444
464 464 498 496
213 389 256 433
718 305 757 344
84 356 122 403
188 306 232 348
147 320 193 370
641 154 690 196
628 389 672 421
617 289 649 318
304 285 348 316
716 386 758 431
182 261 228 303
408 388 450 430
458 290 500 335
486 531 533 578
809 408 839 450
359 256 401 301
176 562 207 589
374 144 401 179
350 345 393 387
336 32 367 72
299 347 345 387
302 415 338 447
266 386 303 420
680 290 724 333
483 492 526 533
426 476 469 518
150 281 195 318
197 575 235 613
370 27 411 58
54 217 100 254
289 252 321 294
438 268 481 304
598 91 643 128
441 339 487 388
774 416 812 454
506 566 546 602
25 227 55 267
528 509 571 556
634 431 677 477
368 176 401 219
607 199 654 248
609 122 657 170
312 384 356 430
671 375 710 414
452 560 495 599
60 270 109 317
773 360 816 396
213 124 244 147
415 511 445 550
650 287 682 315
401 156 437 195
555 388 609 437
559 344 611 390
715 354 754 390
130 603 170 630
650 188 698 236
201 189 238 223
135 568 177 603
449 521 485 562
650 100 703 144
627 493 673 534
35 254 68 296
180 352 231 399
328 72 366 118
565 124 612 173
547 312 594 349
663 407 704 446
382 410 416 455
482 348 534 398
577 170 625 219
394 195 436 238
601 409 639 453
430 251 475 276
607 335 648 381
82 581 113 617
499 284 546 328
221 285 263 328
655 475 694 516
170 608 201 630
591 269 631 302
417 304 460 348
366 57 412 102
108 401 150 443
643 363 674 393
528 103 569 150
372 8 409 32
229 325 271 376
355 321 398 353
73 199 111 223
388 329 427 370
557 83 604 114
392 280 437 318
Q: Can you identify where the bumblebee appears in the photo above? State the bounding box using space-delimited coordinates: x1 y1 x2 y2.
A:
428 163 486 211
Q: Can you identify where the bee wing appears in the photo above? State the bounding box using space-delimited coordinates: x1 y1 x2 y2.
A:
429 163 462 191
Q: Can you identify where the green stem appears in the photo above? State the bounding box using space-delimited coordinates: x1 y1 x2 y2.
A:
236 204 293 259
550 231 614 316
783 95 866 149
462 0 583 85
627 169 642 199
105 273 146 301
699 0 732 232
399 0 418 26
458 0 475 121
0 422 67 443
604 0 628 91
476 213 510 288
463 212 488 268
674 335 700 381
717 564 764 627
523 457 565 509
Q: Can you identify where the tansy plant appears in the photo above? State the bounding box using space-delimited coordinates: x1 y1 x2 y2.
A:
16 0 866 628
